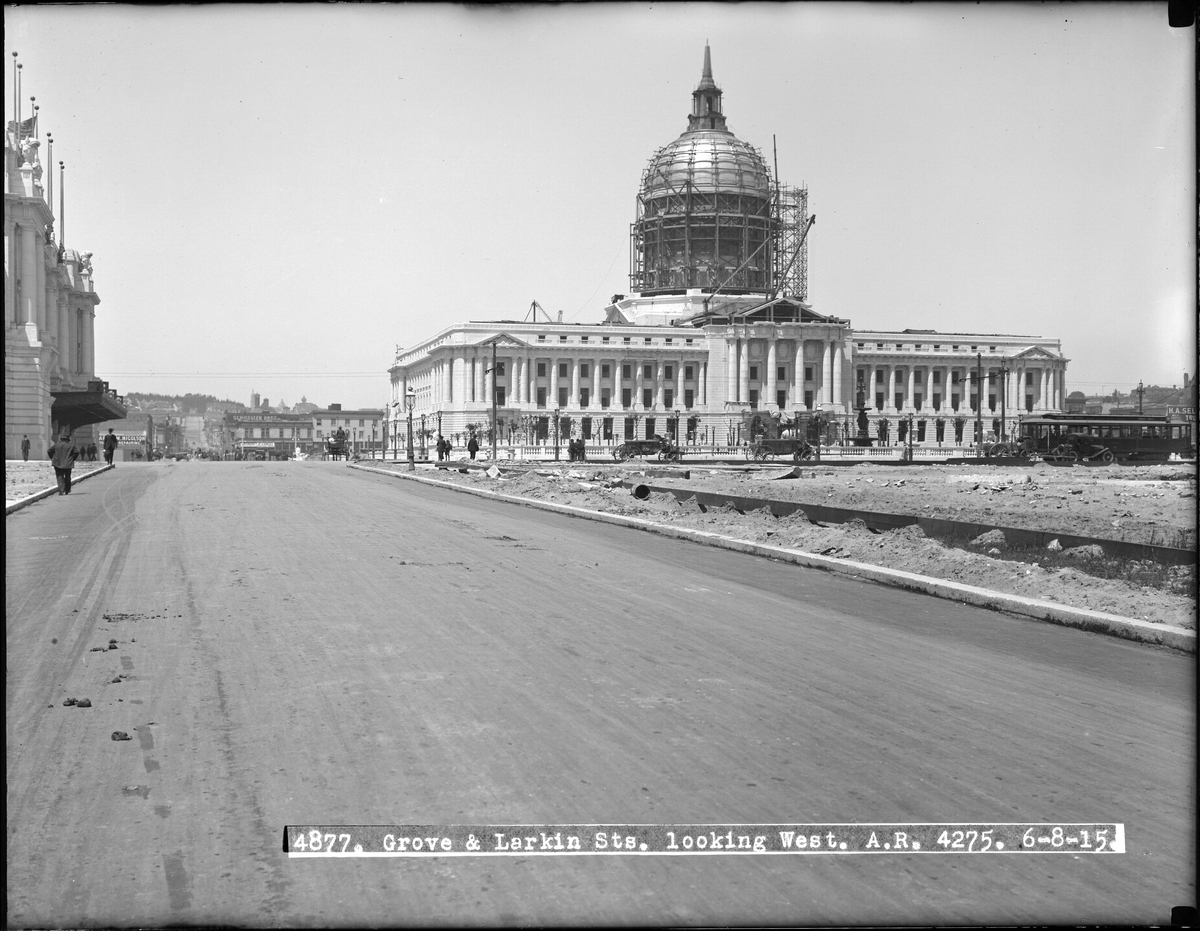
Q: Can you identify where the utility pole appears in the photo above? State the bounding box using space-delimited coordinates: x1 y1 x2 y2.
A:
975 353 984 456
1137 380 1145 414
491 340 499 462
999 362 1007 444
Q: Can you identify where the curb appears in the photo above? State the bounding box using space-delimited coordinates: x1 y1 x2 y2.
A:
5 464 115 516
350 464 1195 654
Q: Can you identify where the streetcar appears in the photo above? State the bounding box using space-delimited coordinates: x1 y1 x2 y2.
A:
1016 413 1195 463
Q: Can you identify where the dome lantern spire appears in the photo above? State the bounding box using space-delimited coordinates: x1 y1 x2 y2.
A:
688 43 727 132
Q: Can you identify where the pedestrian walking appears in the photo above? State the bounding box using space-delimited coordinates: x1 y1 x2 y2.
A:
48 433 78 495
103 428 118 466
88 442 98 461
21 434 31 461
467 435 479 460
444 439 453 459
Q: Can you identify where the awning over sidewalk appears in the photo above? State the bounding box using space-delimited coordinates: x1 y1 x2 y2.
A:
51 381 128 430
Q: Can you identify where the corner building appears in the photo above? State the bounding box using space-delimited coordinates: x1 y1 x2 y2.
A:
389 47 1066 450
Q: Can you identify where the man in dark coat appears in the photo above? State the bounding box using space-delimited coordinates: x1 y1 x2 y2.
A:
48 433 78 495
467 435 479 460
21 435 31 461
103 428 119 465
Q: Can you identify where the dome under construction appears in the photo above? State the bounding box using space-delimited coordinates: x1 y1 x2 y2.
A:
630 45 775 295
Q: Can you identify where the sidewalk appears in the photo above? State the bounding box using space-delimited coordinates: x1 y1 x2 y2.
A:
5 460 112 512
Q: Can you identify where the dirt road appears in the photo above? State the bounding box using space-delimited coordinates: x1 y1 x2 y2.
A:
6 461 1194 925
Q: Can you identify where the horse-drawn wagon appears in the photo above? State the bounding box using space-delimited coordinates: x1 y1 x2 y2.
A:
612 436 681 463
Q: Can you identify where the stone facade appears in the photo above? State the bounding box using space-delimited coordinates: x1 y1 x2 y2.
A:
4 125 123 458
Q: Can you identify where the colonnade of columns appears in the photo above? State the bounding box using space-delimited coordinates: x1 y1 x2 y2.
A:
7 219 97 381
723 334 848 409
857 361 1065 414
395 350 712 416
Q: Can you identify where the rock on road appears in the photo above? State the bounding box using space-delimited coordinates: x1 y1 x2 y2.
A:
6 461 1194 926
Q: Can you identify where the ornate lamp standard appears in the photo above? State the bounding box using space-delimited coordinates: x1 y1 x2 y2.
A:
553 407 561 462
405 386 416 471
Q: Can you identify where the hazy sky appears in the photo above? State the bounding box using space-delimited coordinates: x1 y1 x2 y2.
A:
7 3 1194 409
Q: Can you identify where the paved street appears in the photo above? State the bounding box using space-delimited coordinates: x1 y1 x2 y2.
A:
6 460 1195 926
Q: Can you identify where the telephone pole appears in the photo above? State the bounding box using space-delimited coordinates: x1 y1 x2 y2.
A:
1136 380 1145 414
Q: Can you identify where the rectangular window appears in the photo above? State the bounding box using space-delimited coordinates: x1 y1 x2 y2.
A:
644 337 652 345
536 387 547 408
580 363 590 379
601 389 611 409
952 344 959 350
684 338 693 346
777 390 787 409
664 364 673 380
537 335 546 342
642 388 653 408
623 337 631 344
622 364 632 379
644 417 656 439
804 390 814 409
1026 372 1034 386
875 392 884 410
684 389 694 409
684 365 694 380
582 417 592 439
749 389 759 409
622 387 632 408
643 364 653 379
749 365 758 381
876 343 884 349
496 362 506 376
559 335 567 342
665 337 673 345
664 389 674 409
580 388 590 408
537 362 546 377
602 417 613 440
581 336 589 343
624 417 635 440
895 394 904 410
495 387 506 406
558 387 568 407
805 366 814 382
933 371 942 384
602 336 610 343
601 364 610 378
990 346 997 353
359 420 365 427
777 366 786 382
933 395 941 411
558 362 568 378
536 417 548 440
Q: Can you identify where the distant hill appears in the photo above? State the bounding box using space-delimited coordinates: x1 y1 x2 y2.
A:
125 392 249 414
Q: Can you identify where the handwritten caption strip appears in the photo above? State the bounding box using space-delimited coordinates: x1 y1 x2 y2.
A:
285 823 1124 857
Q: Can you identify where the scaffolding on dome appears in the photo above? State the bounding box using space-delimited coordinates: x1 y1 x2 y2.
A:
773 183 809 302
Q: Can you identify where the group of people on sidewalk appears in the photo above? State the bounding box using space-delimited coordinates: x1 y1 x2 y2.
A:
30 428 120 496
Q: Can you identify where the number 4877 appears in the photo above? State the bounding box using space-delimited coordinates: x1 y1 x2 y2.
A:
294 831 352 853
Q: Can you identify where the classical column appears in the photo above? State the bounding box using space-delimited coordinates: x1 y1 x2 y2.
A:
736 339 748 405
726 338 737 406
832 341 843 407
887 365 897 412
765 340 777 408
592 358 601 407
58 296 69 369
446 358 455 404
905 366 915 413
674 357 683 408
84 309 96 376
925 367 934 410
793 339 804 406
21 224 38 328
550 357 560 408
699 359 708 406
819 341 831 405
475 353 485 403
571 357 580 407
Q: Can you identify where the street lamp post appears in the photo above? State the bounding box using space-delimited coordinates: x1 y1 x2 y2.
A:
553 408 561 462
420 414 427 460
405 387 416 471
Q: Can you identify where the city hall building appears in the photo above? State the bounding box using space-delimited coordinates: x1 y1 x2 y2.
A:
389 47 1067 451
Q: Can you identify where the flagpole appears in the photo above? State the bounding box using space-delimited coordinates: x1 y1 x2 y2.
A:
59 162 65 249
16 62 22 136
31 97 37 138
46 132 53 215
10 53 15 142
